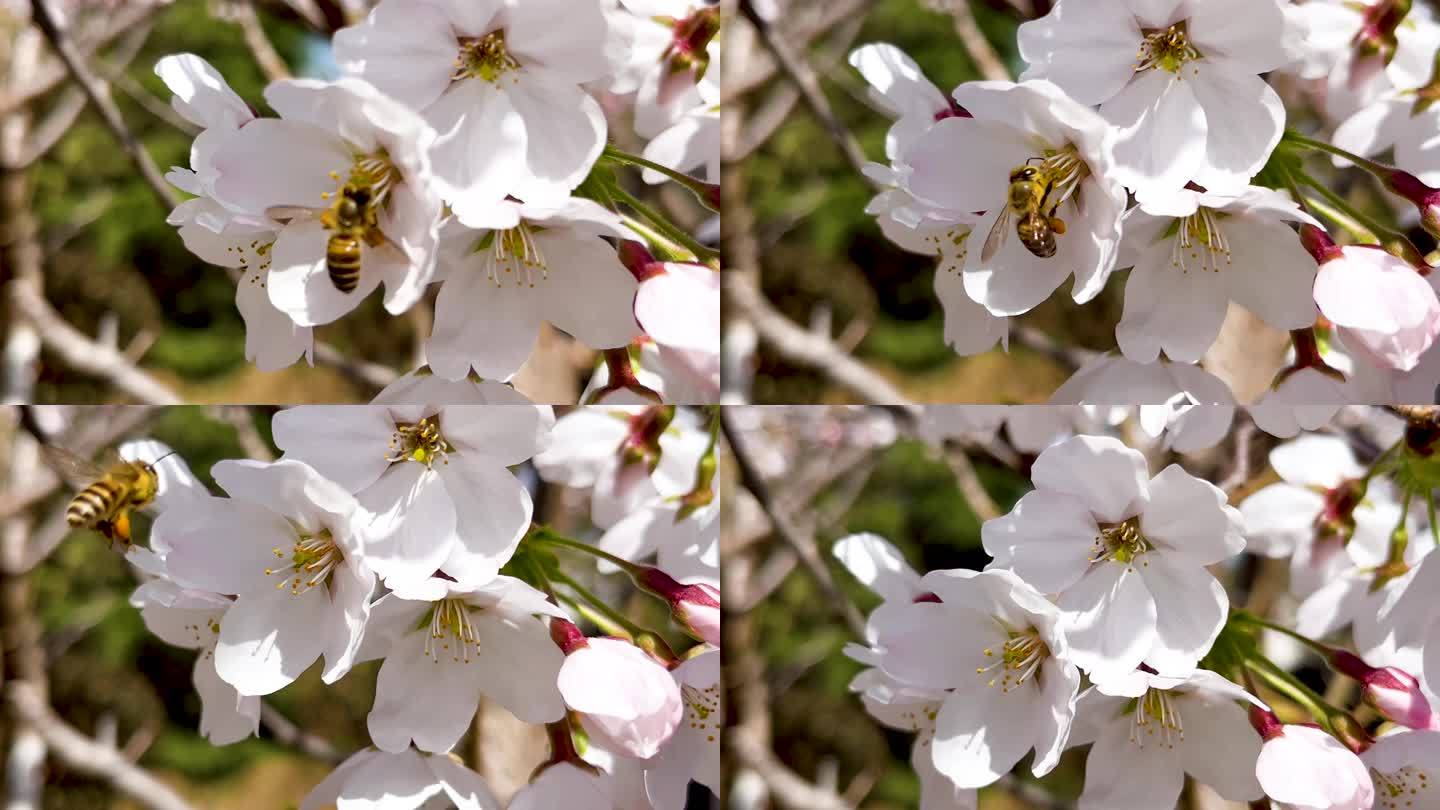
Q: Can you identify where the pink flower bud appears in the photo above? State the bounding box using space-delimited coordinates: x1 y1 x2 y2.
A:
1312 243 1440 371
1333 650 1439 730
1384 168 1440 241
555 636 683 759
1254 717 1375 810
636 567 720 647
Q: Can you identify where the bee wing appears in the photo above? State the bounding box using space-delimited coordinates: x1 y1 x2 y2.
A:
264 206 316 224
981 207 1013 264
40 445 108 488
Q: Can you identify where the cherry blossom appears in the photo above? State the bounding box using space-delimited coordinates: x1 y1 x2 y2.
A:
1069 669 1264 809
1253 713 1375 810
158 459 375 695
271 404 549 587
553 622 684 760
643 647 720 807
1284 0 1440 121
361 576 567 753
1309 232 1440 372
904 80 1127 316
533 405 707 528
1116 186 1320 364
332 0 616 221
1018 0 1290 195
1050 355 1236 452
1334 94 1440 187
300 747 501 810
982 435 1244 681
1361 729 1440 809
209 78 443 327
870 567 1080 789
425 199 642 382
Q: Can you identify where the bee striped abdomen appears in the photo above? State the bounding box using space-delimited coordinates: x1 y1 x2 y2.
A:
67 480 120 527
326 236 362 293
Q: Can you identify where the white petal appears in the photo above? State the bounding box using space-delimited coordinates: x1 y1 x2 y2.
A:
1058 563 1158 681
980 491 1097 594
368 632 479 753
535 231 642 350
1032 435 1148 523
214 586 329 695
272 406 395 492
1104 70 1208 196
1140 464 1244 565
931 688 1036 789
211 119 349 214
437 461 532 586
1138 555 1228 676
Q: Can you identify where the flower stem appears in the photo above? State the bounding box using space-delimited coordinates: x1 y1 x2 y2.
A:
606 179 719 265
1284 130 1394 177
602 144 717 211
530 528 642 575
1231 611 1331 657
1245 653 1342 732
549 568 678 663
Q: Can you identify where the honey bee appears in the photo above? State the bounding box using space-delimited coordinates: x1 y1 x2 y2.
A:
319 182 385 294
982 162 1070 263
42 445 165 548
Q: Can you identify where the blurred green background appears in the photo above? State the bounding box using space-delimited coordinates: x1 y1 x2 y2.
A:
4 1 421 405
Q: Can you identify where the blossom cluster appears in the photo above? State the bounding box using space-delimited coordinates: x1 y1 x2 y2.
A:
109 403 719 808
840 404 1440 810
853 0 1440 406
158 0 720 403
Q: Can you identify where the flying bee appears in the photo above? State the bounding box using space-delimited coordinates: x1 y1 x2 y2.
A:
981 162 1070 263
319 182 385 294
42 445 168 549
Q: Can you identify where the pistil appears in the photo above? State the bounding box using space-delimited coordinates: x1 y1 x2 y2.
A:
455 30 520 83
977 627 1050 693
387 415 451 468
266 530 342 594
1093 517 1152 566
1136 23 1202 75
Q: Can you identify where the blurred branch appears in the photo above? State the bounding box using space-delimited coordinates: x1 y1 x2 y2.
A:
227 0 293 82
211 406 275 461
737 0 873 182
10 282 182 404
313 342 399 391
729 0 869 97
259 701 345 764
0 4 164 117
723 162 920 411
7 683 198 810
943 445 1001 521
1011 325 1089 373
15 23 156 168
945 0 1012 81
722 408 869 640
28 0 179 210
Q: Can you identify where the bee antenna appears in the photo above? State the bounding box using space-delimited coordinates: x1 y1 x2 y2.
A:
151 451 179 465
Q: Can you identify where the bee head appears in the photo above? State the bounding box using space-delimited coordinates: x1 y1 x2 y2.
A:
1011 166 1039 183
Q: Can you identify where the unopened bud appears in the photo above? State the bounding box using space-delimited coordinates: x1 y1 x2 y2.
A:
551 617 589 655
1333 649 1439 729
637 567 719 646
1384 169 1440 241
1249 704 1285 741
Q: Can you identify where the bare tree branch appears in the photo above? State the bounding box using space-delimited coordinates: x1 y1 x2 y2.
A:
944 0 1012 81
10 282 182 404
7 684 198 810
28 0 179 210
722 407 869 640
0 4 164 117
228 0 293 82
737 0 873 182
313 342 400 391
259 702 345 763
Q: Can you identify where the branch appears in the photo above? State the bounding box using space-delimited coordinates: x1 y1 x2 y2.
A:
229 0 292 82
0 4 164 117
28 0 179 210
947 0 1012 82
312 342 399 391
722 408 869 640
259 702 344 763
737 0 873 181
7 684 198 810
13 23 156 169
9 283 182 404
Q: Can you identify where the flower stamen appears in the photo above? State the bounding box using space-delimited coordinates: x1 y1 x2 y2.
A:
424 598 481 663
1170 207 1233 274
264 530 342 595
1135 23 1202 75
1130 688 1184 749
387 415 451 467
1092 517 1152 566
481 224 548 288
976 627 1050 693
455 31 521 83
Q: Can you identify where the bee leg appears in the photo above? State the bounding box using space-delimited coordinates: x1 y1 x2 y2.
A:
111 511 133 546
1048 217 1067 235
